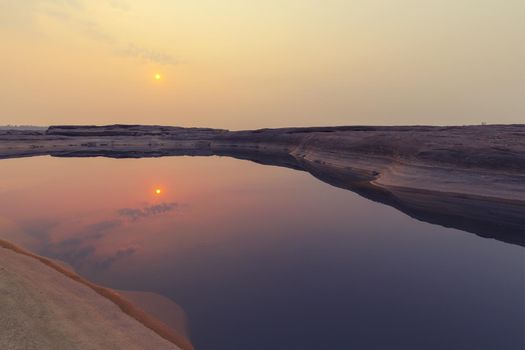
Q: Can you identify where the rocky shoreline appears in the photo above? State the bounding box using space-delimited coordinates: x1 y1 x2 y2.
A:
2 124 524 246
1 124 524 349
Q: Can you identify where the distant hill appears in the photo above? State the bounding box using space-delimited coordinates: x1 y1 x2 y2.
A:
0 125 48 131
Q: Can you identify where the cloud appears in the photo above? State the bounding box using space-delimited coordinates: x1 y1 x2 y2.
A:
118 43 179 66
41 7 116 43
85 219 122 238
2 0 178 66
35 0 117 44
118 202 180 221
15 200 182 273
50 219 121 250
20 219 59 240
33 218 122 268
51 243 137 271
56 237 83 247
105 0 130 11
53 245 97 268
94 246 137 270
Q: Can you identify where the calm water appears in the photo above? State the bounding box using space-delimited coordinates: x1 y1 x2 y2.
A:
1 156 523 350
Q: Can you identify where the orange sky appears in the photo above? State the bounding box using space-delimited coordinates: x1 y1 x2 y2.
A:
0 0 523 129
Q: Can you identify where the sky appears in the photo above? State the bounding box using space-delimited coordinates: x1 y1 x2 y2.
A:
0 0 523 129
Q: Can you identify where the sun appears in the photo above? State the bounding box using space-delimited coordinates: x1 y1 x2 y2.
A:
155 188 162 195
155 73 161 80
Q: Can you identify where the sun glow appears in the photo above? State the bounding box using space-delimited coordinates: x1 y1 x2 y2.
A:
155 73 161 80
155 188 162 195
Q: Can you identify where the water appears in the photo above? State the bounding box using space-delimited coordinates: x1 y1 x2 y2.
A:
0 156 523 350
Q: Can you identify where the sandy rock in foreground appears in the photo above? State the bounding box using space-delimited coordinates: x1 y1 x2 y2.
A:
0 246 181 350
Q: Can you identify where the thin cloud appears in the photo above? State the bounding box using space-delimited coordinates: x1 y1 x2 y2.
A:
85 219 122 239
41 8 116 43
94 246 137 270
53 245 97 269
118 202 180 221
10 0 178 65
105 0 130 11
19 219 58 240
118 43 179 66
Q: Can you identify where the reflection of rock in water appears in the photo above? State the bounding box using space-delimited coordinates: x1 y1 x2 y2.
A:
1 124 524 246
215 149 525 246
118 290 191 340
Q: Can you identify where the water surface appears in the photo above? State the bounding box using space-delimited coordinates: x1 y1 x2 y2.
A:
0 156 523 350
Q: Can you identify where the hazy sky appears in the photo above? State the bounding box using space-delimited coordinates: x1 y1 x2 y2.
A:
0 0 523 129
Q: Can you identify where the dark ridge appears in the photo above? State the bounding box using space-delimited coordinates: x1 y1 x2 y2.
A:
244 125 459 134
46 125 228 137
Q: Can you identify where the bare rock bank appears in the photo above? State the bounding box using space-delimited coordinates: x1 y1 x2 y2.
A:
0 240 193 350
1 124 524 246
